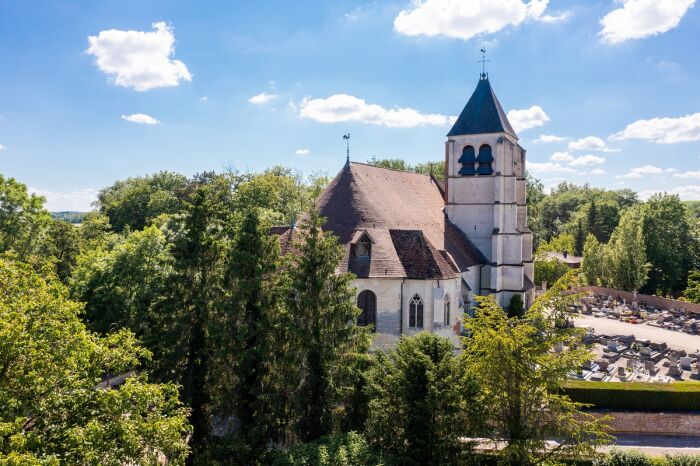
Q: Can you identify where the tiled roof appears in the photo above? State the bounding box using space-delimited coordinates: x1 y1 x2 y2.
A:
315 162 486 279
447 77 516 138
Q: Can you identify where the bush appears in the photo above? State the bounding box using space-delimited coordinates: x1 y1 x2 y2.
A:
666 454 700 466
564 381 700 412
594 449 653 466
267 432 384 466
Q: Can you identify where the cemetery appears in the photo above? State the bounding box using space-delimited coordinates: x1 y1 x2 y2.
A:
565 292 700 383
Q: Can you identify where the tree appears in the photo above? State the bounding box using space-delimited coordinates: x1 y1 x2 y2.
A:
533 255 569 288
641 194 694 295
574 219 585 256
366 333 476 466
0 175 51 257
366 157 445 180
96 171 189 232
284 208 367 442
683 270 700 304
0 257 190 464
606 209 649 291
581 234 607 287
213 208 281 463
508 293 524 318
43 218 81 282
462 274 611 465
587 199 600 241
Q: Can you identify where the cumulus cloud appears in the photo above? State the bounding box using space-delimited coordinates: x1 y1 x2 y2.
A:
249 92 278 105
0 144 5 151
121 113 160 125
616 165 676 179
295 149 310 156
29 187 98 211
599 0 695 44
639 185 700 201
298 94 454 128
393 0 561 41
506 105 550 133
87 22 191 91
568 136 607 152
611 113 700 143
590 168 607 175
550 151 573 162
674 170 700 179
534 134 568 143
528 162 576 173
569 154 605 166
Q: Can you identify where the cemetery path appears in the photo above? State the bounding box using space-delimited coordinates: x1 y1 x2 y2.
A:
573 315 700 354
604 435 700 457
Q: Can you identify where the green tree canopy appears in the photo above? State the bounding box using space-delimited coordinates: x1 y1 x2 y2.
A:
0 175 51 258
0 257 190 464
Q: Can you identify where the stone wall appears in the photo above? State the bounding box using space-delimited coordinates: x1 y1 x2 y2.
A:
590 410 700 436
577 286 700 315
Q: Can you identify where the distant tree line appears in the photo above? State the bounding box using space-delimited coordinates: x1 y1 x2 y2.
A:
0 168 612 465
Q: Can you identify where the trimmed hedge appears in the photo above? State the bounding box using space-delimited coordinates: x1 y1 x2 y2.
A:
564 381 700 412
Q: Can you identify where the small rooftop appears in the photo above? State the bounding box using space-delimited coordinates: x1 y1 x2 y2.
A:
447 76 516 138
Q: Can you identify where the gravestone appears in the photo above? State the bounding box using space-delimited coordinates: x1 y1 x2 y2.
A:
640 347 651 358
644 360 657 375
680 357 692 370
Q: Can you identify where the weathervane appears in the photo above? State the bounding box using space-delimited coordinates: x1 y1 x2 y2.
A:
478 47 490 79
343 133 351 163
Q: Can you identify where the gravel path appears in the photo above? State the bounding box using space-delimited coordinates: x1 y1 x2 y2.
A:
573 314 700 354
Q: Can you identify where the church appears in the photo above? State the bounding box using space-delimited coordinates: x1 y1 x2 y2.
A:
290 75 533 348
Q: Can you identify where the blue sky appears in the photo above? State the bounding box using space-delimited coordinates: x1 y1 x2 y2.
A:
1 0 699 210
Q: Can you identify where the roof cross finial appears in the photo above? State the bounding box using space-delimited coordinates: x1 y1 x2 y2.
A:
478 46 490 80
343 133 351 164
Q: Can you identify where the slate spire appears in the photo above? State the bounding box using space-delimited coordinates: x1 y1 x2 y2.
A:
447 77 516 138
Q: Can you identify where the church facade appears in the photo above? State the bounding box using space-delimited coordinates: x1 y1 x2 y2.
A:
290 76 533 348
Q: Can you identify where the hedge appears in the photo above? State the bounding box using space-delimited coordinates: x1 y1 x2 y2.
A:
564 381 700 412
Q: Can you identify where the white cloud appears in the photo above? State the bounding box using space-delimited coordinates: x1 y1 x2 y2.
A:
639 185 700 201
674 170 700 179
87 22 191 92
200 96 208 101
534 134 568 143
506 105 550 133
295 149 310 156
569 154 605 166
599 0 695 44
249 92 278 105
590 168 607 175
550 151 573 162
528 162 576 173
121 113 160 125
299 94 454 128
29 187 98 211
0 144 5 151
568 136 607 152
612 113 700 143
393 0 559 41
616 165 676 179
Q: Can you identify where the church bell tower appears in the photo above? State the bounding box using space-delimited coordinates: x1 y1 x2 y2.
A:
444 74 534 308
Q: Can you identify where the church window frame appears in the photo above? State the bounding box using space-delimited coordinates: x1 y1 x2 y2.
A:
409 294 424 329
443 294 450 327
357 290 377 332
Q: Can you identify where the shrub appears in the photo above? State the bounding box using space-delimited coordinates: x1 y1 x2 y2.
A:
267 432 383 466
594 449 653 466
564 381 700 412
666 454 700 466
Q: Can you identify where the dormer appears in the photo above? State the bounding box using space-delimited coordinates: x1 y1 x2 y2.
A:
353 232 372 259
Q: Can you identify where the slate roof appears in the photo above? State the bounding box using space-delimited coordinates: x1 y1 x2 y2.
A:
447 77 516 138
314 162 486 279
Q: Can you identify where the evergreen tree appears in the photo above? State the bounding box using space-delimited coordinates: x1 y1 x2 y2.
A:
607 208 649 291
574 219 585 256
683 270 700 304
284 208 365 442
587 199 600 241
366 333 476 466
216 208 281 462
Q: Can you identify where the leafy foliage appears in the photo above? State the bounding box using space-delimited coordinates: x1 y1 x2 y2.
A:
367 157 445 180
267 432 383 466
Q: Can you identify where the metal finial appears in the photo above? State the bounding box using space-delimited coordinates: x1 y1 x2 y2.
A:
343 133 351 163
478 47 490 79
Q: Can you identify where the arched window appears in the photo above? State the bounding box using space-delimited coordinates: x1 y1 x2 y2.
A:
357 290 377 332
444 294 450 326
356 235 371 258
409 294 424 328
458 145 476 176
476 144 494 175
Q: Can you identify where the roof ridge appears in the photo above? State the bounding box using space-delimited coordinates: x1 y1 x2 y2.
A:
350 161 432 178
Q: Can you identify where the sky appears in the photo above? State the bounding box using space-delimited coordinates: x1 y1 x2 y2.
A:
1 0 699 211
